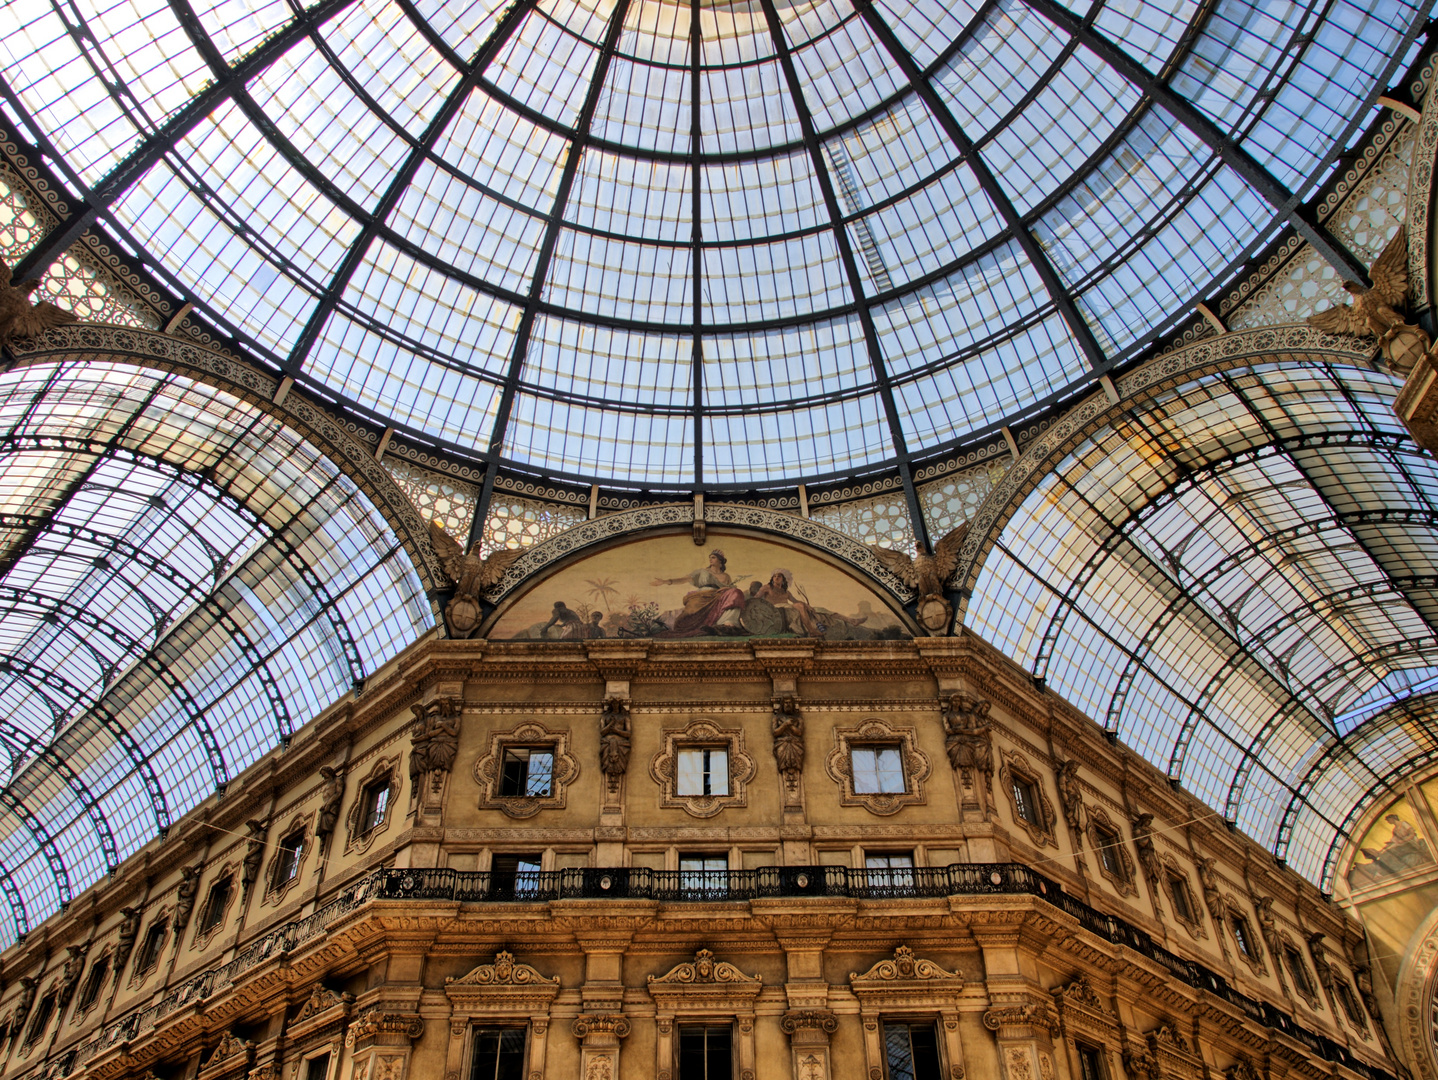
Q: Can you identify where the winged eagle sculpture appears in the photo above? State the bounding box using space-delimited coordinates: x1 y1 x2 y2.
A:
1307 233 1429 375
868 522 968 635
428 520 524 638
0 259 77 349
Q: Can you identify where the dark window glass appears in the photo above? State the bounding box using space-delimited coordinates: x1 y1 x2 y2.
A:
500 749 554 797
865 852 916 889
491 854 543 898
136 921 167 974
469 1027 526 1080
1285 947 1314 996
1230 916 1253 957
1167 874 1194 922
1078 1044 1106 1080
679 854 727 893
676 749 728 796
361 780 390 833
882 1021 942 1080
1336 981 1364 1025
23 994 54 1049
274 832 304 885
199 876 232 933
1094 826 1122 876
1011 776 1040 825
305 1052 332 1080
678 1025 732 1080
78 957 109 1010
852 747 905 793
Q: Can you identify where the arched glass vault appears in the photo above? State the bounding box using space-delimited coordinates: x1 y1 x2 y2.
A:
0 358 431 942
965 350 1438 890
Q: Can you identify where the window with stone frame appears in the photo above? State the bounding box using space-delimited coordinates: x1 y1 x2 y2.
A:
998 750 1056 847
1335 979 1366 1028
76 954 109 1013
882 1020 943 1079
1284 943 1318 1003
303 1052 333 1080
1086 806 1137 896
346 757 402 854
651 720 756 818
1159 859 1205 938
264 815 313 903
864 852 916 890
134 917 168 976
677 1024 733 1080
475 722 579 819
489 854 544 900
825 719 930 816
21 991 54 1053
470 1026 528 1080
196 871 234 942
1230 913 1256 958
678 853 728 893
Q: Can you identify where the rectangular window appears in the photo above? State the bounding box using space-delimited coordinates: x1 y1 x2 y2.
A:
1093 825 1122 876
677 1025 732 1080
491 854 543 898
469 1026 527 1080
679 854 728 893
77 957 109 1010
676 749 729 796
865 852 916 889
1167 873 1194 922
882 1021 943 1080
23 994 54 1050
1285 947 1314 995
274 832 304 885
852 747 905 794
304 1053 332 1080
500 749 554 797
1011 776 1039 825
1077 1044 1106 1080
1336 981 1365 1025
199 876 231 934
360 780 390 833
135 921 167 974
1230 915 1254 958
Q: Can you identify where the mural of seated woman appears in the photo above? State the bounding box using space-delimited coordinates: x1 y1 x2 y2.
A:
650 549 749 636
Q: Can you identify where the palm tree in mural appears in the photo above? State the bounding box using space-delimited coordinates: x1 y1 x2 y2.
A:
585 577 620 614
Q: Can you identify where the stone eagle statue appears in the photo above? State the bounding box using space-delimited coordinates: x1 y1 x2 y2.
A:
868 522 968 635
0 258 77 348
429 520 523 638
1307 232 1429 375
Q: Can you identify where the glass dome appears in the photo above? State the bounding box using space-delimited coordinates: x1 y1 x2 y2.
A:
3 0 1428 488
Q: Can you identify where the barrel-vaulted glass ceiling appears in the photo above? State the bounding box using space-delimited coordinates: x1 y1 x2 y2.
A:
1 0 1429 486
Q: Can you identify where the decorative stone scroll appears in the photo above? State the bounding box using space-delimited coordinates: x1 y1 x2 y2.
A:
572 1014 632 1080
344 1012 425 1080
781 1009 838 1080
851 948 966 1080
647 951 762 1080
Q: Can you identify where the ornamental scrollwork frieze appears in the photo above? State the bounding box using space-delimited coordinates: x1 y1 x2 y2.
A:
850 946 962 987
344 1012 424 1047
780 1009 838 1035
649 949 760 987
572 1014 632 1039
447 951 560 988
982 1003 1060 1038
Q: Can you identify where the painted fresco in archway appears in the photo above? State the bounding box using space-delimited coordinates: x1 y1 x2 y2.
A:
1347 794 1433 889
489 532 913 641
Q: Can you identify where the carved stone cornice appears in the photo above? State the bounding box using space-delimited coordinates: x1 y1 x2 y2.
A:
983 1002 1061 1038
344 1011 424 1048
780 1009 838 1035
572 1014 632 1039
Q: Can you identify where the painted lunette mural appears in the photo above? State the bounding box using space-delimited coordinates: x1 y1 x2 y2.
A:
1346 793 1434 888
488 532 914 641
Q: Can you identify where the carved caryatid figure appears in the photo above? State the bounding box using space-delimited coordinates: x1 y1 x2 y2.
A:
598 698 632 780
240 820 267 895
868 522 968 634
410 697 461 790
1197 857 1227 923
941 691 993 791
12 976 37 1036
0 258 77 349
56 944 87 1007
113 907 142 973
428 520 524 638
1308 232 1430 375
1307 933 1335 992
1056 758 1084 836
1254 896 1281 969
315 765 344 840
771 695 804 782
172 867 200 933
1131 813 1165 915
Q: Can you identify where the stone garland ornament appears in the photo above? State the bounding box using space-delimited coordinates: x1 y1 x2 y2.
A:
427 519 523 638
868 522 969 634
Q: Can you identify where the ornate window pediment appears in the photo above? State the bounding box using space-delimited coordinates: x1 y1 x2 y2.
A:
650 720 756 819
441 953 560 1080
1145 1021 1203 1080
825 718 930 816
474 721 579 819
1087 804 1137 896
647 950 762 1080
849 947 966 1080
1052 974 1120 1046
1158 856 1206 939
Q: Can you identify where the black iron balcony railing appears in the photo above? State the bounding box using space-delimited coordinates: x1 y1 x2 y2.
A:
31 864 1388 1080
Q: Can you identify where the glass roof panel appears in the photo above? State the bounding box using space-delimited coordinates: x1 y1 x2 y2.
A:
323 0 460 128
546 229 695 322
193 0 298 62
787 14 903 132
410 0 513 60
873 0 983 69
504 394 693 482
701 230 853 323
1091 0 1199 74
617 0 690 64
701 316 870 407
698 61 805 154
698 0 777 65
701 151 826 243
73 0 209 128
490 8 604 129
524 317 692 407
434 87 571 212
931 2 1067 142
569 151 692 241
702 393 893 482
591 55 692 153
